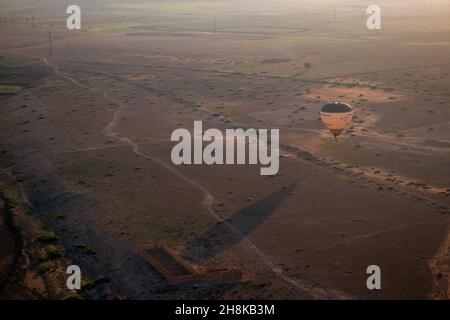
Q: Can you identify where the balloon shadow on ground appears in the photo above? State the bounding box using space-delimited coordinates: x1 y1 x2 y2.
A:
182 180 299 261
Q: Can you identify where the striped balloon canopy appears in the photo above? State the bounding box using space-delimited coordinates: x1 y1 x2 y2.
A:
320 102 353 140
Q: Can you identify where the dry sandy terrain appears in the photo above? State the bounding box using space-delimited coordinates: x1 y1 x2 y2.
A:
0 0 449 299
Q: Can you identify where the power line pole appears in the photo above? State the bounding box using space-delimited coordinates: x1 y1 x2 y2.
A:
48 32 53 57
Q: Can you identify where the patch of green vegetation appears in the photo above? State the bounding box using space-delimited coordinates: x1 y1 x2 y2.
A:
88 22 139 33
47 248 65 260
75 244 97 255
294 149 315 161
0 84 23 95
83 276 110 290
85 248 98 255
37 234 59 244
38 265 56 275
108 1 223 11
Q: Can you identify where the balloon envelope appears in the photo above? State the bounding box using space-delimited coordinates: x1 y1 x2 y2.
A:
320 102 353 138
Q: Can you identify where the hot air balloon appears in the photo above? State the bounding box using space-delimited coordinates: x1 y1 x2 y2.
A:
320 102 353 140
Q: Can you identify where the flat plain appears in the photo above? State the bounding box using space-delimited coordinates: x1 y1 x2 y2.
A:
0 0 449 299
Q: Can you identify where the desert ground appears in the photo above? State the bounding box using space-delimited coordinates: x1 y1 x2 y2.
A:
0 0 449 299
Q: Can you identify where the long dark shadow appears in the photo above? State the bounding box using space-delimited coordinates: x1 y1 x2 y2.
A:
182 180 299 261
